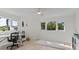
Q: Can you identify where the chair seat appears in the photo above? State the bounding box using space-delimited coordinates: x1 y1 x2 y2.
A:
7 32 19 50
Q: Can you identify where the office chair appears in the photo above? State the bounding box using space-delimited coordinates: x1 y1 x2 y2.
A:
7 32 19 50
21 31 25 38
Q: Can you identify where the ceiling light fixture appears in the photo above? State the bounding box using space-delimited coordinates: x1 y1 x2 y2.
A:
37 8 42 15
37 11 42 14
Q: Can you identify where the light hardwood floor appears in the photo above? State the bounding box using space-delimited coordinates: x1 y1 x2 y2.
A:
17 41 58 50
0 41 58 50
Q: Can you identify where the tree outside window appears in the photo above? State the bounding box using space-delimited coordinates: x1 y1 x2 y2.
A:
47 21 56 30
41 22 45 30
0 17 18 31
57 20 64 30
0 18 8 31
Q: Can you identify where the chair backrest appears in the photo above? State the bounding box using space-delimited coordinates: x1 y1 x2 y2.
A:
8 32 19 43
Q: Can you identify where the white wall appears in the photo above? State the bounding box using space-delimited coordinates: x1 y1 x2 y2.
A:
76 9 79 33
39 15 75 44
21 13 76 44
20 14 40 40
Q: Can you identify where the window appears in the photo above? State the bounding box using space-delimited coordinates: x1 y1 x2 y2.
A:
0 17 18 31
47 21 56 30
8 19 11 26
41 20 64 31
0 18 8 31
12 20 18 27
57 20 64 30
11 20 18 31
41 22 45 30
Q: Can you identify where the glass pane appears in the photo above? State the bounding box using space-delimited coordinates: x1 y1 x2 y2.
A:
12 20 18 27
58 20 64 30
0 18 8 31
41 22 45 30
0 18 7 26
47 21 56 30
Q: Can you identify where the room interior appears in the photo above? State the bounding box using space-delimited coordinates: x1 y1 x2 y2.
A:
0 8 79 50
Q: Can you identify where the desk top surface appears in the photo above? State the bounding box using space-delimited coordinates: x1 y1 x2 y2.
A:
0 35 10 38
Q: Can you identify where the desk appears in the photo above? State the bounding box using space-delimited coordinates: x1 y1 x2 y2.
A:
0 35 10 42
0 34 24 47
0 35 10 38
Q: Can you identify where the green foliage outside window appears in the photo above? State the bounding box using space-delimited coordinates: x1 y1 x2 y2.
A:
47 21 56 30
41 20 64 30
41 22 45 30
58 22 64 30
0 26 9 31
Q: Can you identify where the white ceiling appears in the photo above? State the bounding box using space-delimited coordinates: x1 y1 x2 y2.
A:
0 8 76 16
